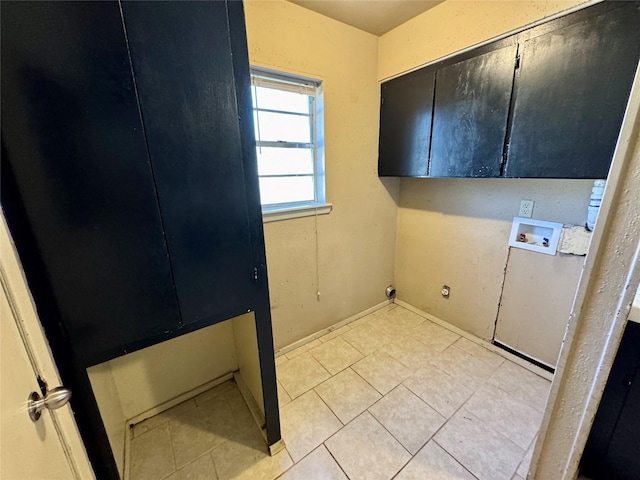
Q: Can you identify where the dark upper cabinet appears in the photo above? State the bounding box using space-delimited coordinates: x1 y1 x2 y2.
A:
505 3 640 178
378 2 640 179
430 45 517 177
378 67 435 177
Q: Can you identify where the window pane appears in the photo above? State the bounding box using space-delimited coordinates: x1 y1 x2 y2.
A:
254 110 311 143
256 147 313 176
252 86 310 114
259 176 315 205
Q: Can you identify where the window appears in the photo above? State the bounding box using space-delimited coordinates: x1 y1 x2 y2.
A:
250 68 327 218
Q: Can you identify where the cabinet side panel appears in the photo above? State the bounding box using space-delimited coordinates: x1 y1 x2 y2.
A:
378 68 434 177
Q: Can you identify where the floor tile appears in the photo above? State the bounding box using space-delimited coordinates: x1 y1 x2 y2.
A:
403 365 473 418
325 412 411 480
225 386 257 431
395 441 475 480
309 337 364 375
412 321 460 353
165 453 217 480
352 351 412 394
129 422 175 480
193 381 236 407
487 361 551 413
516 438 535 478
513 476 525 480
210 424 293 480
132 398 198 439
277 446 347 480
286 339 322 359
371 303 398 316
381 335 438 370
369 385 445 455
464 384 543 449
277 352 331 399
275 355 288 366
319 325 351 343
434 409 524 480
280 390 342 462
348 312 377 329
341 323 390 355
277 381 292 408
373 307 425 336
453 337 504 368
170 392 238 468
315 368 381 424
430 345 497 389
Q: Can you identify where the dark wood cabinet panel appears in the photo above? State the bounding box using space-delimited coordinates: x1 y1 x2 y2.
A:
121 2 257 328
430 45 517 177
378 67 435 177
582 321 640 479
2 1 280 476
505 3 640 179
0 1 182 367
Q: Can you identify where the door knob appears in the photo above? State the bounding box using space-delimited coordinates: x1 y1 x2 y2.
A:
27 386 72 422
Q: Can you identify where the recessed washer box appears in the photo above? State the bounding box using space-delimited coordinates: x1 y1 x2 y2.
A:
508 217 563 255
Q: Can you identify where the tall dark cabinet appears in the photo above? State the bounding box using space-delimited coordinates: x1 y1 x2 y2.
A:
1 1 279 478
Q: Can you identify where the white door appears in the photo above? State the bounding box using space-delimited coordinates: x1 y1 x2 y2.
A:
0 214 94 480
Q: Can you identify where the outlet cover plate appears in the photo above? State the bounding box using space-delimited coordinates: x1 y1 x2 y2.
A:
519 200 534 218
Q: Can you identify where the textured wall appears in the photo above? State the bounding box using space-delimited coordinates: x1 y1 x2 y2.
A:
245 0 399 350
378 0 592 81
379 1 595 342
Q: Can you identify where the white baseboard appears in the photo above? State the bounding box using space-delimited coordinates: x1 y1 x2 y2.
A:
395 299 554 381
275 299 392 357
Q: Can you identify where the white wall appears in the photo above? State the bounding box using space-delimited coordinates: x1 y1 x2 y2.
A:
244 0 399 350
379 1 595 341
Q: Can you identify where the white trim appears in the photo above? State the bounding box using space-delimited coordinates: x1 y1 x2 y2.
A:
263 203 332 223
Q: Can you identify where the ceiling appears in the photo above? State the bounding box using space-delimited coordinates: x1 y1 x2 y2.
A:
287 0 445 36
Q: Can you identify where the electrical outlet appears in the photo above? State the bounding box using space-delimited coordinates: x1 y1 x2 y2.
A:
441 285 450 298
519 199 534 218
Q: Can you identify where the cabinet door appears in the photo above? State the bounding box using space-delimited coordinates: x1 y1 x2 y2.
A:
506 3 640 178
378 67 435 177
121 1 258 328
430 45 517 177
1 1 181 366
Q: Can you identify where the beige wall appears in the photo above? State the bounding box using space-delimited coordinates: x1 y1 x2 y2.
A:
380 1 596 342
104 321 237 420
395 179 592 340
244 0 399 350
378 0 591 81
86 363 126 477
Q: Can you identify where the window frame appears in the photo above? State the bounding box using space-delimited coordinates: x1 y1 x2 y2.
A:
250 67 329 221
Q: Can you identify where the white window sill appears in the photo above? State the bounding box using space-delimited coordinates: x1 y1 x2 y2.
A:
262 203 332 223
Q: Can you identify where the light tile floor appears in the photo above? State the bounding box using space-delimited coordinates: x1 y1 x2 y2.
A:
129 304 551 480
